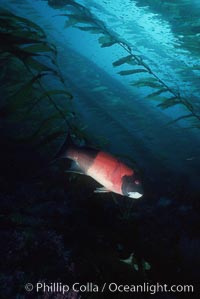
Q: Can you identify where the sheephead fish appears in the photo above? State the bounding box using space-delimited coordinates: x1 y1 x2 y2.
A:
57 135 143 199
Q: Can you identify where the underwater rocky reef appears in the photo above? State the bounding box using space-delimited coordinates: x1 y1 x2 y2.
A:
1 1 200 298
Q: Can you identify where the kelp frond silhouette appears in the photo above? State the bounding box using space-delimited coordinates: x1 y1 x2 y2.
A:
134 0 200 54
49 0 200 128
0 8 76 151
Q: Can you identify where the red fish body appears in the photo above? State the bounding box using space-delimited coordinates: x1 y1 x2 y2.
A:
87 152 133 195
65 144 143 199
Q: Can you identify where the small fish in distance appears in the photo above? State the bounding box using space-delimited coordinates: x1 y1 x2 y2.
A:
57 135 144 199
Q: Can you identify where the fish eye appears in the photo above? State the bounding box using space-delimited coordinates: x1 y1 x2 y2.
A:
134 180 140 185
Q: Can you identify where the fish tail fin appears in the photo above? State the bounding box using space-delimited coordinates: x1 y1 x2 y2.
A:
47 132 76 168
54 132 75 160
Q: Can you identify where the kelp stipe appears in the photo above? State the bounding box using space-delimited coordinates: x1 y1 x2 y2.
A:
0 8 86 157
48 0 200 128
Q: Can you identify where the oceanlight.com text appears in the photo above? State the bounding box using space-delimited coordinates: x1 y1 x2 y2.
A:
25 282 195 295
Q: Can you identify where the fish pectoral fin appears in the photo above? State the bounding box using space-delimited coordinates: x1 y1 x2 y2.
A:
65 161 85 175
65 170 84 175
94 187 111 193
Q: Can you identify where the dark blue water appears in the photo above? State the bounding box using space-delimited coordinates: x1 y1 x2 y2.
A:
1 1 200 298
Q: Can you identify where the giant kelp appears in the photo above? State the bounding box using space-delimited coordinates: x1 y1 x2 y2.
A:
1 4 200 299
46 0 200 129
0 7 78 157
133 0 200 54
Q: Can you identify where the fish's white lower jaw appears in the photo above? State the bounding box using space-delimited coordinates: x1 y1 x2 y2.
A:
128 192 143 199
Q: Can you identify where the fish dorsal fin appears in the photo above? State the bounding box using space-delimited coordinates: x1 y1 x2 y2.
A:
65 161 85 175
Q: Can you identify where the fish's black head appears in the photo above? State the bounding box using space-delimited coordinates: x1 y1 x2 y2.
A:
121 175 143 199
